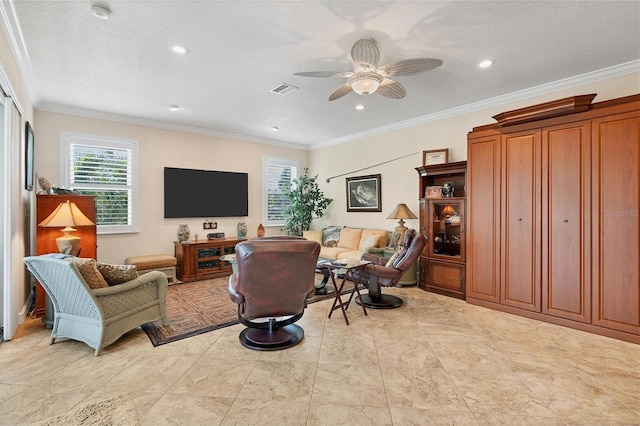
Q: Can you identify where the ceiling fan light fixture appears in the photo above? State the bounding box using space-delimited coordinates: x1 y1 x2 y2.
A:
349 72 383 96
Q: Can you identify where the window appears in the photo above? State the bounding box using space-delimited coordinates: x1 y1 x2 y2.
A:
263 157 298 227
62 133 138 234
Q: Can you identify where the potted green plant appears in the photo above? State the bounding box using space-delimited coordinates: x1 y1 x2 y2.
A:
284 167 332 236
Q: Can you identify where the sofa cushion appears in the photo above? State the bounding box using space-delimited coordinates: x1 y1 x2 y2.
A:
97 262 139 285
338 228 362 250
322 226 343 247
319 246 352 260
303 230 323 245
360 229 388 248
68 258 109 289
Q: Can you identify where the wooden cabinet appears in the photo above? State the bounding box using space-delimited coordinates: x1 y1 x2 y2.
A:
35 194 97 317
415 161 467 299
174 238 243 282
467 94 639 343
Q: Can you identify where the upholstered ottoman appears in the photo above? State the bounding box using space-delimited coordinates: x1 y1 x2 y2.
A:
125 254 177 283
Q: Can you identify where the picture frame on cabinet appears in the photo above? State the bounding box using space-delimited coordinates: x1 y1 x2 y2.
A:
422 148 449 165
425 186 441 198
346 174 381 212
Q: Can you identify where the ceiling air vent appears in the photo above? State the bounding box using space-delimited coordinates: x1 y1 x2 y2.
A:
271 83 298 96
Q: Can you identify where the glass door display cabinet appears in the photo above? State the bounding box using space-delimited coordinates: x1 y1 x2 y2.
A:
415 161 467 299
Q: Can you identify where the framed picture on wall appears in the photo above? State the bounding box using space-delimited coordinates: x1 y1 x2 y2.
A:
422 148 449 166
25 121 34 191
346 174 381 212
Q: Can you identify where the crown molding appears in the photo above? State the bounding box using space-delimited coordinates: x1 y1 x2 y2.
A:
310 60 640 150
0 1 39 109
36 103 310 151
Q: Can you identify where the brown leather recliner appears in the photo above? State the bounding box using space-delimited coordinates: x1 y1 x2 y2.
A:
228 237 320 351
357 229 426 309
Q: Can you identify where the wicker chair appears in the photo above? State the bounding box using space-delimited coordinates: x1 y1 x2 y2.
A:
24 255 168 356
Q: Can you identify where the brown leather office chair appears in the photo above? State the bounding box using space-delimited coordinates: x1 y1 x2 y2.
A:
228 237 320 350
357 229 426 309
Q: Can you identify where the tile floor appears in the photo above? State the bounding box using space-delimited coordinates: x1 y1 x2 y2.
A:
0 286 638 425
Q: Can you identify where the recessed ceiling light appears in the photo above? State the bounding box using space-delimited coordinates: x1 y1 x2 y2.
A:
91 4 112 19
169 105 180 111
355 104 365 111
479 59 494 68
172 45 189 55
270 126 279 131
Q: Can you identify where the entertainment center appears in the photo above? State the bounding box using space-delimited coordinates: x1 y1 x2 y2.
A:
174 238 244 282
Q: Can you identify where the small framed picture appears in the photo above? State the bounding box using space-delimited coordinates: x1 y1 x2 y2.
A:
425 186 441 198
423 148 449 166
346 174 382 212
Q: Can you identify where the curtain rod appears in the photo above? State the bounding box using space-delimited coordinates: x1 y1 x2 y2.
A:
325 151 419 183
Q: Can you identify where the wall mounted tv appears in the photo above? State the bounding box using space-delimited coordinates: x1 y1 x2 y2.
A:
164 167 249 218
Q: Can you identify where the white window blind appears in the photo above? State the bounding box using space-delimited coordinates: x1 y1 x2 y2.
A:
263 157 298 227
62 134 138 234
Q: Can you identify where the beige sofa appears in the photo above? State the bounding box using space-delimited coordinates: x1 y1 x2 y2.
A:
303 227 390 260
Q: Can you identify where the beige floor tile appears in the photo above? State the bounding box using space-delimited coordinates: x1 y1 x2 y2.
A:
170 357 256 398
0 385 92 425
308 402 392 425
312 362 386 406
319 331 379 365
384 368 468 411
236 359 317 401
389 407 479 425
139 393 233 425
222 395 311 426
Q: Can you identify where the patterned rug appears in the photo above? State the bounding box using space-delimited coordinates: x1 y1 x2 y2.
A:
142 274 343 346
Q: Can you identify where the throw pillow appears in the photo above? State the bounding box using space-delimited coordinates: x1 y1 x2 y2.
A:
322 226 343 246
359 234 381 256
67 258 109 289
360 229 388 248
338 227 362 250
97 263 138 285
385 251 401 267
302 230 323 245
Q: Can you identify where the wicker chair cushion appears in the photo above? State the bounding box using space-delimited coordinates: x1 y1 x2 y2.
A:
97 263 139 285
124 254 177 270
68 258 109 289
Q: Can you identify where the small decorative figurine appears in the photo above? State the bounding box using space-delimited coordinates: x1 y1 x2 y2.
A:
440 182 454 197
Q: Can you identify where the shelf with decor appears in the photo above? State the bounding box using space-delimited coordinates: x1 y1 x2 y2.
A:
415 161 467 299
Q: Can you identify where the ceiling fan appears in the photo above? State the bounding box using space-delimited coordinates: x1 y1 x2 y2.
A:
294 38 443 101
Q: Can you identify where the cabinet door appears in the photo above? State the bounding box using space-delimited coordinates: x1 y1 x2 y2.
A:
501 130 541 312
466 135 501 303
428 259 465 298
542 122 591 322
591 111 639 334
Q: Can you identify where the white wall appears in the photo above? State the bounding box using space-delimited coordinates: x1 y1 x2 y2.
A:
310 72 640 233
34 111 309 263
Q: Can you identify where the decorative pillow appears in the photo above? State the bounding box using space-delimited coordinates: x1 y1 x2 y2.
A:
97 263 138 286
359 234 381 256
338 227 362 250
67 258 109 289
302 230 323 245
385 251 401 268
322 226 343 247
360 229 388 248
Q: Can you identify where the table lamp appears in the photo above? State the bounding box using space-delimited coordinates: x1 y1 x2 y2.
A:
441 205 456 219
387 202 418 246
38 200 94 256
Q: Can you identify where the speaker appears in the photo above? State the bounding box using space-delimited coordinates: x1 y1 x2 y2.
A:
207 232 225 240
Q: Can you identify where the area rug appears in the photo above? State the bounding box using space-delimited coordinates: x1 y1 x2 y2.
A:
30 395 138 426
142 274 347 346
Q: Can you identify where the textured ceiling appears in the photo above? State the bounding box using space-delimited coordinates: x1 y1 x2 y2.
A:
5 1 640 148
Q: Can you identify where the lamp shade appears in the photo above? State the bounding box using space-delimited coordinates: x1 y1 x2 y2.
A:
387 203 418 220
349 72 383 96
38 200 95 228
441 205 456 217
38 200 94 255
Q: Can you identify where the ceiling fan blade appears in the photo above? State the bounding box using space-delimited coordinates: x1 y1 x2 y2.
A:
328 84 353 101
377 58 443 77
351 39 380 71
377 78 406 99
294 71 353 78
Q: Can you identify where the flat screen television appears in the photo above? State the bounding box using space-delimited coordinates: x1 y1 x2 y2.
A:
164 167 248 218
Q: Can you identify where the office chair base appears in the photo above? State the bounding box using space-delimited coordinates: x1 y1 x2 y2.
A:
240 324 304 351
357 294 403 309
